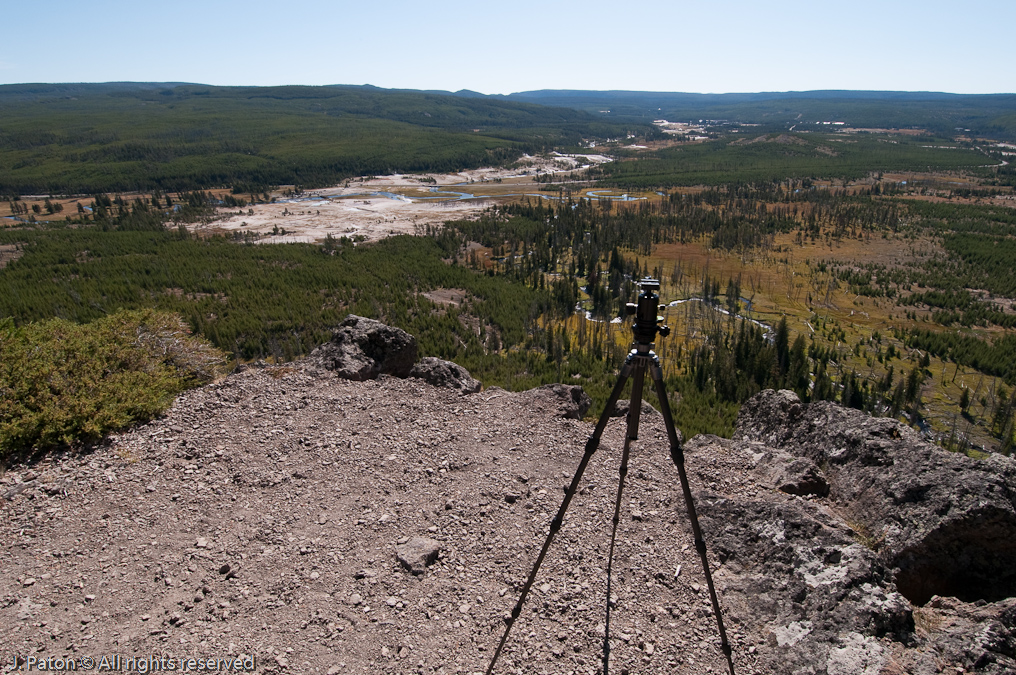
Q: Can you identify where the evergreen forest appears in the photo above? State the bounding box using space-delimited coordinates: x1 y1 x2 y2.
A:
2 82 1015 462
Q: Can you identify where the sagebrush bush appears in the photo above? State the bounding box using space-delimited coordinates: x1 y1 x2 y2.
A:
0 309 224 461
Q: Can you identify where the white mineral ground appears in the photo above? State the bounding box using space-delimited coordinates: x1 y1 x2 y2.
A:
188 153 612 244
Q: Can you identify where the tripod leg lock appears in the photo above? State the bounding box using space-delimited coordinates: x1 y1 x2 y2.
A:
550 517 563 534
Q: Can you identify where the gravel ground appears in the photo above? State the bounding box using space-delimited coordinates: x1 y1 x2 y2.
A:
1 366 764 675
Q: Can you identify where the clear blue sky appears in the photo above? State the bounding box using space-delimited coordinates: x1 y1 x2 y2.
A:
5 0 1013 95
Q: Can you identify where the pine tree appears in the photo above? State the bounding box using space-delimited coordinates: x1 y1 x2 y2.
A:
775 317 790 378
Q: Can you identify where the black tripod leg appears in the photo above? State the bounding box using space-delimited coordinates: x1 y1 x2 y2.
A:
484 360 634 675
602 360 646 675
650 363 735 675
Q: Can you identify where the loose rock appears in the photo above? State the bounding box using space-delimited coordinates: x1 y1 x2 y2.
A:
396 537 441 575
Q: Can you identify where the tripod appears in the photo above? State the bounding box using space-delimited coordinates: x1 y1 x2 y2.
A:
485 278 734 675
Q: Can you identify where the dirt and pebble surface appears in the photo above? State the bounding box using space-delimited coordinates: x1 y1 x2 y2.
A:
1 366 755 674
3 363 1015 674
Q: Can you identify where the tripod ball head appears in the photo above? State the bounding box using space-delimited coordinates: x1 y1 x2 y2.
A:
632 277 669 345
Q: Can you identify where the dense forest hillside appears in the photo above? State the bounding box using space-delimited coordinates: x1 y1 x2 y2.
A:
591 133 989 187
0 83 649 195
507 89 1016 139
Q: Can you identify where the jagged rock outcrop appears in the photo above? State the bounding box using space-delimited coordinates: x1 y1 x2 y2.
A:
711 389 1016 673
695 468 912 674
736 389 1016 607
690 433 914 675
307 314 418 380
409 357 481 394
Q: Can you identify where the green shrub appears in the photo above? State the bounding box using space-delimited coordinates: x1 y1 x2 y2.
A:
0 309 224 461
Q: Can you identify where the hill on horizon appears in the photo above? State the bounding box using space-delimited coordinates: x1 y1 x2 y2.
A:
503 88 1016 139
0 83 647 195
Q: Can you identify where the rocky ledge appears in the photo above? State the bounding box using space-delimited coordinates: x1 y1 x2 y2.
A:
2 320 1014 674
705 389 1016 674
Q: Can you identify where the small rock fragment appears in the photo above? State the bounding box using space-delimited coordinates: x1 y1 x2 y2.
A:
396 537 441 575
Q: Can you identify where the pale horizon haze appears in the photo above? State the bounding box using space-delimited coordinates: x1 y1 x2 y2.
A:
3 0 1014 95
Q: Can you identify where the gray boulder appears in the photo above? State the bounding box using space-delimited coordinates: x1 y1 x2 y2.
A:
609 398 659 418
409 357 481 394
523 384 592 419
307 315 417 380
